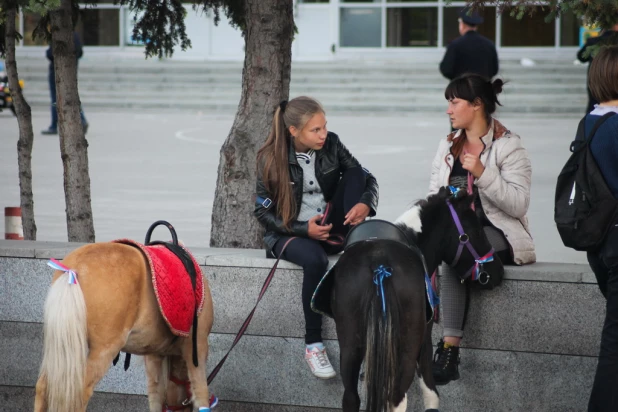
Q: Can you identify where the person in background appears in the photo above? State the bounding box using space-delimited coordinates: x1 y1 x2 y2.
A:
581 46 618 412
439 6 499 82
41 31 89 135
577 22 618 114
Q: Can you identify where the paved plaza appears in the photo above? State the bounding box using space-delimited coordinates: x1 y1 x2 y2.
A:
0 108 585 264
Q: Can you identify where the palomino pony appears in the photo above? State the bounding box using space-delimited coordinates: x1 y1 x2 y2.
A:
34 222 214 412
317 187 504 412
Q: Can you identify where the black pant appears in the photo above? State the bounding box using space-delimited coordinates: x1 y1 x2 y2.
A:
587 224 618 412
272 168 366 344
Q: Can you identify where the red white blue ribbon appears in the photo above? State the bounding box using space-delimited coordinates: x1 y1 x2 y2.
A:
47 258 78 285
471 252 494 282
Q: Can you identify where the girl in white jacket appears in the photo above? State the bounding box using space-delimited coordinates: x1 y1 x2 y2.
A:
430 73 536 385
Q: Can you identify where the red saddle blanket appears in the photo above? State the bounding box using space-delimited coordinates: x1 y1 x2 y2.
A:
113 239 205 337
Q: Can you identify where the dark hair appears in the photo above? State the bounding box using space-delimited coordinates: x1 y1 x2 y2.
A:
589 46 618 104
445 74 504 158
445 73 504 119
257 96 324 229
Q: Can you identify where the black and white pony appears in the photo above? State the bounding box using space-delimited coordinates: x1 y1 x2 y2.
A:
324 187 504 412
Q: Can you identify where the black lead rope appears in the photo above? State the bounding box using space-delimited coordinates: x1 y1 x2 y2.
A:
206 237 296 384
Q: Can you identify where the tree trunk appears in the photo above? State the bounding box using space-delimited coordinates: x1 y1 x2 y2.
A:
50 0 95 242
209 0 294 248
5 4 37 240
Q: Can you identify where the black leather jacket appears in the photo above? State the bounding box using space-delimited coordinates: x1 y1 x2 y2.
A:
254 132 379 252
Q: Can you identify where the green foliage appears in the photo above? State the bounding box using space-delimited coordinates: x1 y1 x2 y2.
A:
27 0 61 15
463 0 618 30
193 0 245 34
116 0 191 59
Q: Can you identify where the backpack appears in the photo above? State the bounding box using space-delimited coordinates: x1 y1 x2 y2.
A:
554 112 618 251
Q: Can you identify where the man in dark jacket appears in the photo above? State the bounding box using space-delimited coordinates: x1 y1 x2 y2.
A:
577 23 618 114
439 7 499 81
42 32 88 135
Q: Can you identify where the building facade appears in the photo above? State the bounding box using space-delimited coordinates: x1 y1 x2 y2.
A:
17 1 583 60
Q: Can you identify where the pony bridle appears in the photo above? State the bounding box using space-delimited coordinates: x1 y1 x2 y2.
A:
446 200 495 285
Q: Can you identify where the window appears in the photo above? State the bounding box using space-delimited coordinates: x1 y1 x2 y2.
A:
387 7 438 47
560 12 582 46
340 8 382 47
501 6 554 47
75 9 120 46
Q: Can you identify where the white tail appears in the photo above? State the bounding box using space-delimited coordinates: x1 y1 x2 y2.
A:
39 272 88 412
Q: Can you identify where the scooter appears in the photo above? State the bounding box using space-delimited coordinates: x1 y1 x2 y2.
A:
0 62 25 116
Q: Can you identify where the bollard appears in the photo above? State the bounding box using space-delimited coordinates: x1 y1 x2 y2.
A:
5 207 24 240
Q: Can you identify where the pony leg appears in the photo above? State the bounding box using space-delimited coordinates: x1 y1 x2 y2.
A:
340 346 363 412
144 355 167 412
34 374 48 412
389 351 416 412
82 346 124 409
181 336 210 410
418 326 440 412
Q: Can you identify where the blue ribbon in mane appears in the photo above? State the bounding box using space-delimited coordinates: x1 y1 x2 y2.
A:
373 265 392 316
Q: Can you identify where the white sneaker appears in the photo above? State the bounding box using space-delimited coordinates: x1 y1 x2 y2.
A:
305 346 336 379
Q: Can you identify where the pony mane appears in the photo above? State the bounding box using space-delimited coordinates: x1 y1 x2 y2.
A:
396 186 475 239
421 186 475 216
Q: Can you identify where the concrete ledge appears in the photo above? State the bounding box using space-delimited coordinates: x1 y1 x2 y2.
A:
0 240 602 411
0 239 597 283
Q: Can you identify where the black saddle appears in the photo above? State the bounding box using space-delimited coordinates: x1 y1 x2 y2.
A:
313 219 437 322
344 219 411 251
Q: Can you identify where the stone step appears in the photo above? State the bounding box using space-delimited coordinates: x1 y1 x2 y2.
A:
16 70 587 83
11 56 587 72
19 87 587 100
18 96 586 114
18 79 587 94
6 55 588 113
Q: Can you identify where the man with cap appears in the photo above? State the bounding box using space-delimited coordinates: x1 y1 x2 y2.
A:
439 7 499 81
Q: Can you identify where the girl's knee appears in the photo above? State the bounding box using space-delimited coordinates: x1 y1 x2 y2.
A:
304 252 329 275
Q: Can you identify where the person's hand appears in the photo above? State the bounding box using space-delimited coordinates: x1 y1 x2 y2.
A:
344 203 370 226
462 153 485 178
308 214 332 241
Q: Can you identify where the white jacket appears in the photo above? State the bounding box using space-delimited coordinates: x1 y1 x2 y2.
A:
429 119 536 265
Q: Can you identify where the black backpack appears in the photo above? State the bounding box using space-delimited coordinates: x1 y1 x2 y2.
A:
554 112 618 251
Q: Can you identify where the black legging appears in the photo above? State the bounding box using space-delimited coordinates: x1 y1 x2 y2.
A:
272 167 366 344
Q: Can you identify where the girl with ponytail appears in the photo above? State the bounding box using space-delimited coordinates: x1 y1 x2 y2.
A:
428 73 536 385
254 96 379 379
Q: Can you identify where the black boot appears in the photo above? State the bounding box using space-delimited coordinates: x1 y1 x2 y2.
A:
432 339 460 385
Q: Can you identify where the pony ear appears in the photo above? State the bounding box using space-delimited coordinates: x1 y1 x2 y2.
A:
438 186 452 199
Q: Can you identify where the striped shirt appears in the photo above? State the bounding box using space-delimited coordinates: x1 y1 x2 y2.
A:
296 150 327 222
